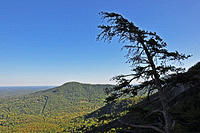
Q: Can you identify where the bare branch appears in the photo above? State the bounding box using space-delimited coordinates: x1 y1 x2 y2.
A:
118 118 165 133
144 109 164 120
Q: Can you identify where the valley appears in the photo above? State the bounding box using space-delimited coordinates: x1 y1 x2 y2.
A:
0 82 112 132
0 63 199 132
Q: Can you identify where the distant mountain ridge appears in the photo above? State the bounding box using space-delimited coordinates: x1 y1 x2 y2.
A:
0 82 113 115
0 86 55 97
0 82 113 132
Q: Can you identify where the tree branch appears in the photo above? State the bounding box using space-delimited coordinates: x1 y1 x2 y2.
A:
144 109 164 120
110 103 165 133
118 118 165 133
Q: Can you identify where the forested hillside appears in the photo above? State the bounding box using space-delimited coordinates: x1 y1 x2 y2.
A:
0 64 199 132
69 62 200 133
0 82 112 132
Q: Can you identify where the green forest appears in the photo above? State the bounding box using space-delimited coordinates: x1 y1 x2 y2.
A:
0 62 199 132
0 1 200 132
0 82 112 132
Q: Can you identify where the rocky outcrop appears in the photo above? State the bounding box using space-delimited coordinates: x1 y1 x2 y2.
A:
166 62 200 105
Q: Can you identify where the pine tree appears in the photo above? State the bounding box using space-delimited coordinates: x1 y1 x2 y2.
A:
97 12 191 133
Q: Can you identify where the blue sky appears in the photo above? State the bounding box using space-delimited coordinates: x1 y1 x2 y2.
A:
0 0 199 86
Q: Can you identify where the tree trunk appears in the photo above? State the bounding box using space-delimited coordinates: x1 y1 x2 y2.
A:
159 88 173 133
141 42 173 133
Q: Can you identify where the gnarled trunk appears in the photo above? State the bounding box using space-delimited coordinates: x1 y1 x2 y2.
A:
142 42 173 133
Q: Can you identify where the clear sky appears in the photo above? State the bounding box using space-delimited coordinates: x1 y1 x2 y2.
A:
0 0 199 86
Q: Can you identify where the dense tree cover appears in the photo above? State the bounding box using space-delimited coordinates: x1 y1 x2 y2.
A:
0 82 112 132
97 12 191 133
0 63 199 132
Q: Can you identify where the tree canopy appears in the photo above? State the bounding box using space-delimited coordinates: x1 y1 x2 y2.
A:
97 12 190 103
97 12 191 133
